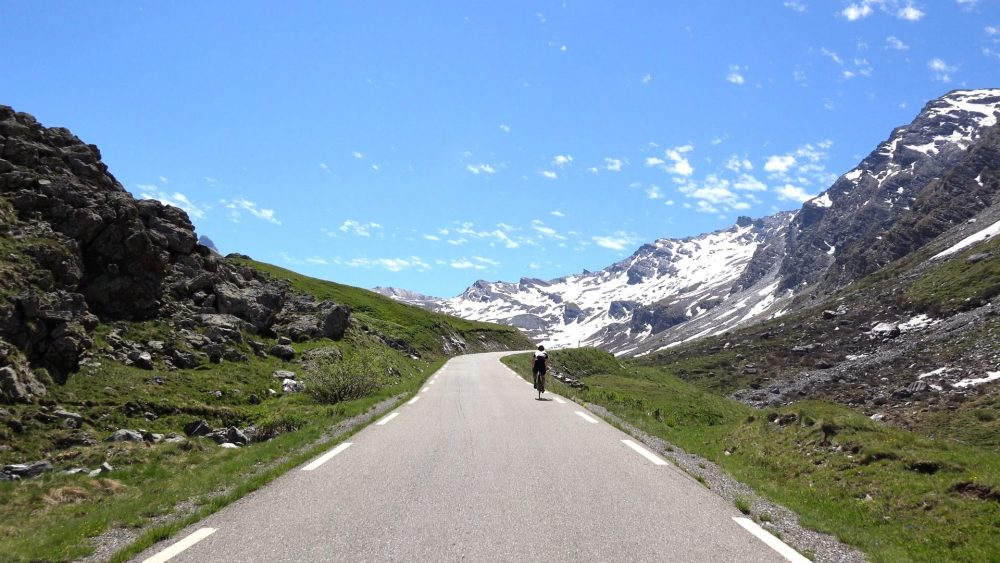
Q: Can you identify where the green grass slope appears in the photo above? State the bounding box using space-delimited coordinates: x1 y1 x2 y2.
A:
0 259 530 561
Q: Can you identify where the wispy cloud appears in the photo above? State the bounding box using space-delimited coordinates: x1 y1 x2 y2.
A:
593 231 640 251
319 163 330 173
928 57 957 82
726 65 746 84
784 0 806 12
531 220 566 240
550 210 566 217
223 198 280 225
604 158 624 172
448 256 500 271
552 154 574 168
641 73 653 84
842 3 873 21
540 170 558 179
776 184 816 202
885 36 909 50
137 186 208 220
339 256 431 272
764 155 797 173
842 1 925 22
466 163 497 175
499 124 511 133
339 219 382 237
205 177 219 185
352 151 364 159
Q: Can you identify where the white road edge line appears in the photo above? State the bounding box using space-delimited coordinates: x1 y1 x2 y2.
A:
733 517 811 563
376 412 400 426
575 411 598 424
621 439 668 466
421 387 430 393
407 396 420 405
553 397 567 404
301 442 353 471
142 527 216 563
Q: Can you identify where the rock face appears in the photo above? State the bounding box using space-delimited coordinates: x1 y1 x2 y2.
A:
0 105 352 402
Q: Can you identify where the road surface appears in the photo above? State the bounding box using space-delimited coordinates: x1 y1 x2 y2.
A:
134 352 803 562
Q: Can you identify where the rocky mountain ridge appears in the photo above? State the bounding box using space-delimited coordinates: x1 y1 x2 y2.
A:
0 105 502 404
397 89 1000 357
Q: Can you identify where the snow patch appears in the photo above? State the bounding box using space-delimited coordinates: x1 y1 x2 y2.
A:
898 314 939 333
810 192 833 208
954 372 1000 389
932 218 1000 259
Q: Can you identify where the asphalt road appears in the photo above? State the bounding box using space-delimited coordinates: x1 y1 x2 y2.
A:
134 352 799 562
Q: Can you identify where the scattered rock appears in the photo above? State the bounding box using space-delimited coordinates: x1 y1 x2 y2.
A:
3 460 52 478
183 419 213 437
127 350 154 370
273 370 296 380
282 378 304 393
270 344 295 361
107 429 144 442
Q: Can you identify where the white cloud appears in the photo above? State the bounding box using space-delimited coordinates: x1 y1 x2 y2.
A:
821 47 843 65
641 73 653 84
319 163 330 173
842 70 856 79
540 170 558 179
466 163 497 175
593 232 640 251
645 157 666 167
665 145 694 176
784 0 806 12
604 158 624 172
842 3 873 20
726 65 746 84
204 177 219 184
646 185 663 199
793 69 808 84
898 5 924 21
552 154 574 168
928 57 957 82
224 198 280 225
305 257 328 265
450 259 480 270
764 155 796 173
886 36 909 50
343 257 431 272
986 25 998 35
138 187 208 220
733 174 767 191
339 219 382 237
725 155 753 172
352 151 364 159
776 184 815 202
371 164 380 171
550 210 566 217
158 176 169 183
423 234 440 241
500 124 511 133
531 220 565 239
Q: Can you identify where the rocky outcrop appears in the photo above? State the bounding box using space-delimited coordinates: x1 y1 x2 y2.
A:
0 105 352 402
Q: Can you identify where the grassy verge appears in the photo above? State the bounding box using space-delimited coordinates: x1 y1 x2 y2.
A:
503 349 1000 562
0 258 528 561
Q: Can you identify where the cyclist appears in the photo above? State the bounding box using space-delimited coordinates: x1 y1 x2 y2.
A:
532 345 548 400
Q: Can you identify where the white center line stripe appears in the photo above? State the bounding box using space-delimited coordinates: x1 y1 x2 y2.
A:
377 412 400 426
421 387 430 393
622 440 668 465
575 411 598 424
553 397 567 404
142 527 217 563
407 396 420 405
732 517 811 563
301 442 353 471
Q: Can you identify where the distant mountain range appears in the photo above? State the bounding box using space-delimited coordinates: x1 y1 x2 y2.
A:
375 89 1000 355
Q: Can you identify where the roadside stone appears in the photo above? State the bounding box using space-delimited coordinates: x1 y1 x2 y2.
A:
277 336 292 346
282 378 304 393
273 370 296 380
225 426 249 446
321 305 350 340
219 442 239 449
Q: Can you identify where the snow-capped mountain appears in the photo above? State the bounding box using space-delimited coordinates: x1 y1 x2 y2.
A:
420 89 1000 356
435 213 794 354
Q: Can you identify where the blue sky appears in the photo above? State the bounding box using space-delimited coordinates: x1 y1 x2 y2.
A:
2 1 998 297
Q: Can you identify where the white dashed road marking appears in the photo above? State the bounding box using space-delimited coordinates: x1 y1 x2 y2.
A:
621 440 668 466
142 527 216 563
301 442 353 471
407 396 420 405
575 411 598 424
553 397 567 404
376 413 400 426
733 517 811 563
